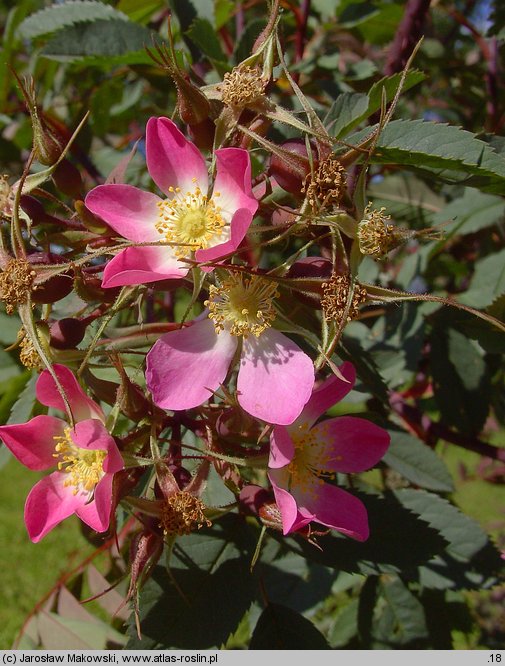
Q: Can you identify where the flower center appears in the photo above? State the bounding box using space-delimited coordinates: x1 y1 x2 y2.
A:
53 427 106 494
205 272 279 338
287 422 341 494
155 183 225 258
159 491 211 536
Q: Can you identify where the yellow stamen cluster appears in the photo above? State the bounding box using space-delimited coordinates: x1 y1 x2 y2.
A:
302 157 346 211
0 259 36 314
205 272 279 338
287 422 342 496
53 427 106 494
155 183 225 258
221 66 266 109
159 491 211 536
320 274 367 323
18 329 43 371
357 204 395 258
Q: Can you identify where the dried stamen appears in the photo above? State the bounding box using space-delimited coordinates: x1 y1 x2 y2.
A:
220 66 266 109
159 491 211 536
320 274 367 323
0 259 36 314
302 157 346 211
18 328 43 370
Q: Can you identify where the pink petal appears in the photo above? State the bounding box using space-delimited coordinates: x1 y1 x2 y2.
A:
309 416 390 474
70 419 124 474
238 329 314 425
293 478 369 541
268 426 295 469
36 364 104 423
195 208 254 265
24 472 88 542
102 245 188 288
146 318 237 411
75 474 114 533
212 148 258 217
0 415 66 470
268 468 313 535
85 184 161 242
146 117 208 196
297 361 356 427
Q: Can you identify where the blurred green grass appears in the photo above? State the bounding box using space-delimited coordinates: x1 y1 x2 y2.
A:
0 458 95 649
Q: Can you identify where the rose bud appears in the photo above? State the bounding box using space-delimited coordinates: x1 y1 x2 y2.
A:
52 159 83 198
49 317 87 349
28 252 73 304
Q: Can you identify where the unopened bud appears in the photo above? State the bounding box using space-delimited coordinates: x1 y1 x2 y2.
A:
175 72 211 126
52 159 82 198
49 318 87 349
28 252 74 304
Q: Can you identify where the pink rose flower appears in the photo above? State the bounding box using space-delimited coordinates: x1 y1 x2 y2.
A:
268 362 390 540
146 271 315 425
0 364 123 542
85 117 258 288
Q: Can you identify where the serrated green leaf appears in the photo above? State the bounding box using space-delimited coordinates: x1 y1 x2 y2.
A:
347 120 505 193
433 188 505 237
430 327 490 435
0 312 23 346
0 371 31 427
185 17 227 63
326 92 368 137
374 577 428 645
215 0 235 29
18 1 128 40
384 430 454 492
249 604 329 649
328 598 359 647
327 71 425 138
261 552 335 613
394 488 488 561
116 0 164 24
394 488 503 590
354 3 404 44
7 372 38 424
458 248 505 308
233 18 266 64
41 19 158 60
38 611 125 649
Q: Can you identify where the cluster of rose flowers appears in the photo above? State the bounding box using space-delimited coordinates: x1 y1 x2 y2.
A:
0 115 390 555
0 12 406 598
